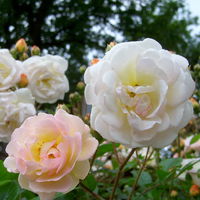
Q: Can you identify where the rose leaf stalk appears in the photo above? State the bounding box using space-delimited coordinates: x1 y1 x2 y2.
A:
128 147 150 200
80 182 105 200
109 148 136 200
112 142 121 164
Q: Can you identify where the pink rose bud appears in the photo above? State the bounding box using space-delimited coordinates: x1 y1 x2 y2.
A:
4 109 98 200
17 73 29 88
91 58 99 65
31 45 40 56
15 38 28 53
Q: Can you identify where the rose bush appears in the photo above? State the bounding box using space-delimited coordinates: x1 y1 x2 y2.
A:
23 55 69 103
4 109 98 200
0 88 36 142
0 49 21 91
85 38 195 148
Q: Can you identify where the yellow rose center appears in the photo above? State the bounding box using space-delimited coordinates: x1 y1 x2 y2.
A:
31 134 62 161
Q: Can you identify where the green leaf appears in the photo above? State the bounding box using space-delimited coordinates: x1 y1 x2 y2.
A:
138 171 152 186
20 189 37 200
0 160 18 181
119 177 134 185
178 159 200 176
124 160 137 171
31 192 64 200
0 180 20 200
190 134 200 144
96 143 119 158
156 169 169 181
82 174 97 191
160 158 182 171
0 160 25 200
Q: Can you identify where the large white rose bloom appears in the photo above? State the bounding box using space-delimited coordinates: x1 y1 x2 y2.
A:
0 88 36 142
0 49 21 91
23 55 69 103
84 38 195 148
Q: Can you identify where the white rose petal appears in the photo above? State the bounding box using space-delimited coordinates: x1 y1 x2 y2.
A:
84 38 195 148
0 49 21 91
23 55 69 103
0 88 36 142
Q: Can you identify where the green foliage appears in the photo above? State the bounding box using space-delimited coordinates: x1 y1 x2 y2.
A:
82 174 97 191
160 158 182 171
1 145 200 200
134 171 152 186
0 160 37 200
96 143 119 158
0 180 20 200
190 134 200 144
0 160 20 200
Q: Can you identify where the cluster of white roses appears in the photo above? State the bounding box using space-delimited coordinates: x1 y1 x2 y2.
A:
0 49 69 142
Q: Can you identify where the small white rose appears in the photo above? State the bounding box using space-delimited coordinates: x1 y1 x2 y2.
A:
0 88 36 142
23 55 69 103
0 49 21 91
84 38 195 148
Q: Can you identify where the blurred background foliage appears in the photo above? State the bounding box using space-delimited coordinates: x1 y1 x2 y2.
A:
0 0 199 91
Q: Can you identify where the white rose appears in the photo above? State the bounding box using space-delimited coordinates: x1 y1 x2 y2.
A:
0 88 36 142
0 49 21 91
23 55 69 103
84 38 195 148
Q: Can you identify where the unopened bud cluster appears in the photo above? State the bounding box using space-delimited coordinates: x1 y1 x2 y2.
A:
10 38 40 61
105 41 117 52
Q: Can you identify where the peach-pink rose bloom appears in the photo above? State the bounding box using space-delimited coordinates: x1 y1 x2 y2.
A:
4 109 98 200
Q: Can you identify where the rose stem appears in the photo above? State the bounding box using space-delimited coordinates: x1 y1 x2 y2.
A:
109 148 136 200
155 149 160 167
90 148 98 168
79 182 105 200
177 134 181 157
112 142 121 164
128 147 150 200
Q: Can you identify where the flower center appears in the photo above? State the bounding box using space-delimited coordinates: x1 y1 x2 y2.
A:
47 147 60 159
133 94 152 117
31 135 62 161
116 85 153 118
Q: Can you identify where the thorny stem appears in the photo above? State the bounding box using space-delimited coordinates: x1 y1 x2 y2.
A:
80 182 105 200
109 148 136 200
128 147 150 200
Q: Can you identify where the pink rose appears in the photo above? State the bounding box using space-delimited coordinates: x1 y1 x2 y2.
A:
4 109 98 200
